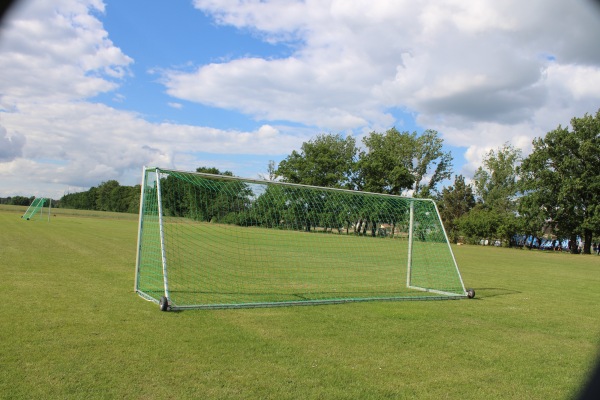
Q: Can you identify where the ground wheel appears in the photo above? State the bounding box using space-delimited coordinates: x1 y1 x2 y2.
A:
159 296 169 311
467 288 476 299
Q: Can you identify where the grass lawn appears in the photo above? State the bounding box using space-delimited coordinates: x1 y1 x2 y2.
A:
1 206 599 399
138 218 463 308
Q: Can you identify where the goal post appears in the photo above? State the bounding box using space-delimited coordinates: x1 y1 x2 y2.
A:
135 166 469 310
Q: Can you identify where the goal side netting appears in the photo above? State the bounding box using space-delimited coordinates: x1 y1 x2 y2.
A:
21 197 48 221
135 167 468 310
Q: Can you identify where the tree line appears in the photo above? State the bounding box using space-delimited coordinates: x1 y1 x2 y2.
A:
59 180 141 213
270 110 600 254
1 181 140 213
158 167 444 243
7 110 598 253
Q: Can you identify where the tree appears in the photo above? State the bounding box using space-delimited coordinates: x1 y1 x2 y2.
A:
470 143 522 246
9 196 32 206
356 128 452 197
259 160 278 181
412 130 454 198
162 166 239 220
196 166 233 176
438 175 476 243
96 180 121 212
60 187 97 210
356 128 414 195
519 110 600 254
457 206 501 244
276 133 357 189
473 143 521 210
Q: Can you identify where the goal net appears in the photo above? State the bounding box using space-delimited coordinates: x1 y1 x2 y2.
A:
135 167 468 310
22 197 48 221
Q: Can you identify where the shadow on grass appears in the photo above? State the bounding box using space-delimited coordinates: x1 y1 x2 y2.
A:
471 287 522 300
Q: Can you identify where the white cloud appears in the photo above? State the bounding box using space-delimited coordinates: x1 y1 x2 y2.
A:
174 0 600 176
0 0 132 104
0 1 305 197
0 125 26 162
2 0 600 197
0 101 307 197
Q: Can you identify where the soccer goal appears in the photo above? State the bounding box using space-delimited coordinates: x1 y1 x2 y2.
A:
21 197 50 221
135 167 471 311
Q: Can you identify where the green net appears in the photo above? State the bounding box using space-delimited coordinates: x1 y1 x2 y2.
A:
21 198 47 220
135 168 467 309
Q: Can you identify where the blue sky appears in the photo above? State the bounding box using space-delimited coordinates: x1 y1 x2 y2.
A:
97 1 289 129
1 0 599 198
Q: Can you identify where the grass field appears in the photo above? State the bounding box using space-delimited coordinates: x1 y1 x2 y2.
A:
138 217 463 309
1 206 599 399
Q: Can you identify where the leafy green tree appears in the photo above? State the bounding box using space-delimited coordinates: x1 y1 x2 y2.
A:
438 175 476 243
127 185 141 213
270 129 452 234
60 187 97 210
276 133 357 189
356 128 414 195
413 130 454 198
457 206 501 244
251 185 287 228
519 109 600 254
473 143 521 209
95 180 120 212
161 166 244 221
259 160 278 181
9 196 32 206
196 166 233 176
471 143 522 245
356 128 452 197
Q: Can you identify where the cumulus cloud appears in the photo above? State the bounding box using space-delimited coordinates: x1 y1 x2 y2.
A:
177 0 600 173
0 101 307 194
0 125 25 162
1 0 600 197
0 1 309 196
0 0 132 104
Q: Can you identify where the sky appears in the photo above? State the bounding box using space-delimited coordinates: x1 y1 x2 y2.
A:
1 0 600 199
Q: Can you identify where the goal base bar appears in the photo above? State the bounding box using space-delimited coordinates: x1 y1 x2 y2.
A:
136 290 161 305
141 293 468 311
408 285 468 298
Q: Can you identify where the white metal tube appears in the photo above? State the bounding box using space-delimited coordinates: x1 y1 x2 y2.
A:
134 166 148 293
406 201 414 287
155 168 171 300
146 166 421 200
22 200 34 218
431 200 467 294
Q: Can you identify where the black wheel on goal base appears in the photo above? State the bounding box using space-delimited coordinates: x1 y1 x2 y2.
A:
467 289 476 299
159 296 170 311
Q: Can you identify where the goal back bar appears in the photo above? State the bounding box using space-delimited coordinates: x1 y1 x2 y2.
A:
135 167 467 310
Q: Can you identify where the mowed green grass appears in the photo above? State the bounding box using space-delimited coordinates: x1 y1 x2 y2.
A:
1 207 599 399
141 219 462 307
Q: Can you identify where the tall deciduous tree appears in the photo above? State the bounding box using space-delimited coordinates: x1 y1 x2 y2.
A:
520 110 600 254
473 143 521 210
413 130 454 198
276 133 357 189
438 175 476 243
357 128 453 197
96 180 120 212
259 160 278 181
357 128 414 195
466 143 522 245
